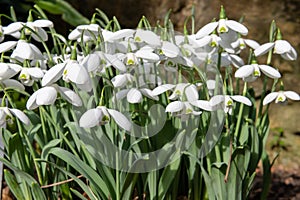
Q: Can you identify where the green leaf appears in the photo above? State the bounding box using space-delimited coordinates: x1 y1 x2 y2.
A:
70 188 88 200
31 182 47 200
4 169 25 200
158 158 181 200
49 147 112 199
35 0 90 26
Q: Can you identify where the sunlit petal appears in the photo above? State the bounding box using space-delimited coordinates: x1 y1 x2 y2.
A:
195 22 218 39
225 20 248 35
254 42 275 57
79 108 103 128
107 109 131 131
283 91 300 101
166 101 184 113
259 65 281 79
9 108 30 125
263 92 279 105
231 95 252 106
42 63 65 86
127 88 142 103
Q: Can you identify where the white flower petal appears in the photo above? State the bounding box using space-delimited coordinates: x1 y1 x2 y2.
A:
107 29 135 41
68 29 81 40
11 40 34 60
3 22 23 34
161 41 180 58
65 61 90 84
225 20 248 35
79 108 103 128
244 39 260 49
135 29 161 46
140 88 159 101
274 40 291 54
254 42 275 57
185 84 199 102
259 65 281 79
105 53 126 72
9 108 30 125
0 41 17 53
107 109 131 131
42 63 65 86
36 86 57 106
2 79 25 91
190 100 213 111
235 65 254 78
195 35 212 47
0 63 21 80
127 88 142 103
281 47 297 61
152 84 175 95
165 101 184 113
27 67 44 78
230 54 244 68
263 92 279 105
111 74 131 88
135 50 160 62
115 89 130 101
26 91 38 110
57 86 82 106
32 19 54 28
32 27 48 42
81 53 101 72
195 22 218 39
283 91 300 101
231 95 252 106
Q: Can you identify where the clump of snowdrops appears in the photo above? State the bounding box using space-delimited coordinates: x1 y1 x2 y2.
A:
0 4 299 200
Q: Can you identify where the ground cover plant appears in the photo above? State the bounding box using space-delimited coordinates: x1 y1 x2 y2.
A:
0 3 299 199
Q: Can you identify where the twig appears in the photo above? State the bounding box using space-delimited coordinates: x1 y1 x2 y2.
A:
41 175 84 188
224 139 233 183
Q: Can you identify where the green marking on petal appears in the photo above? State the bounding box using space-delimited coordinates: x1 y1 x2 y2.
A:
186 108 193 114
100 59 107 65
253 70 260 77
219 26 227 33
210 41 217 47
227 99 233 106
19 74 28 79
175 90 181 96
127 59 135 65
134 36 141 42
102 115 110 122
63 69 68 75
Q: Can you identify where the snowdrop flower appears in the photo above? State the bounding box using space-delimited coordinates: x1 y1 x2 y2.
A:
134 29 161 47
0 107 30 128
254 40 297 61
18 67 44 86
26 84 82 110
231 37 260 52
165 101 202 121
1 23 21 41
263 91 300 105
235 62 281 82
115 87 159 104
195 6 248 39
254 30 297 60
80 51 109 73
111 73 134 88
68 24 100 42
79 106 131 131
10 39 44 62
42 59 92 91
4 19 53 42
0 63 24 91
204 95 252 115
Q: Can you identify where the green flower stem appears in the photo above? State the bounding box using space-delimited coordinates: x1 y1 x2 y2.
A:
40 107 79 157
4 90 43 185
234 82 247 141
